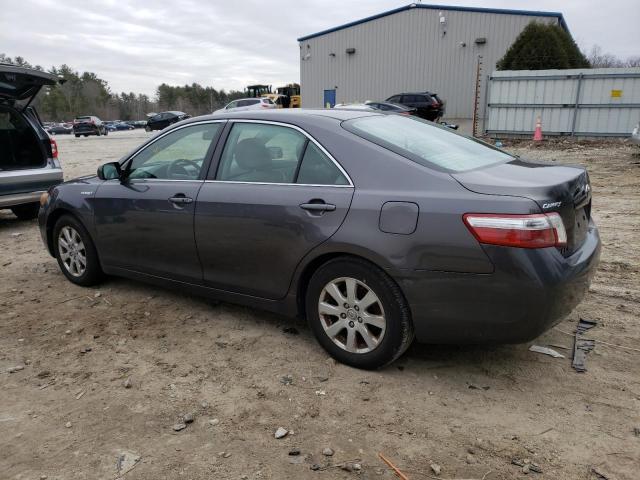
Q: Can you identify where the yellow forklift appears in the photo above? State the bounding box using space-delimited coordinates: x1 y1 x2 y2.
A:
246 83 301 108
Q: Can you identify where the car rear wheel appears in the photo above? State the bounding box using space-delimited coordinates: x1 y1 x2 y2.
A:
11 202 39 220
306 257 414 369
53 215 104 286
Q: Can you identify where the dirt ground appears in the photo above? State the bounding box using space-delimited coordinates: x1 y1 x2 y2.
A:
1 130 639 480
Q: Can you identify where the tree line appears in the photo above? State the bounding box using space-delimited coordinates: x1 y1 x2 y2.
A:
0 53 245 122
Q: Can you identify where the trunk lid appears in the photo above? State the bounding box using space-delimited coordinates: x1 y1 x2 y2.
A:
0 64 63 110
453 158 592 256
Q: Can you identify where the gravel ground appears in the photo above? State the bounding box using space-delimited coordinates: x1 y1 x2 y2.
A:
1 130 639 480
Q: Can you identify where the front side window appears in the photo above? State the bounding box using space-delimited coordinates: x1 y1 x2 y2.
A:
343 115 513 173
127 123 221 180
216 123 306 183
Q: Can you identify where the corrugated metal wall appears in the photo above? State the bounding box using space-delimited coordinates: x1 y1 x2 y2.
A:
299 7 557 118
485 68 640 136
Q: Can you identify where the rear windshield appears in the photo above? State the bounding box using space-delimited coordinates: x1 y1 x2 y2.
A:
75 116 92 122
343 115 513 173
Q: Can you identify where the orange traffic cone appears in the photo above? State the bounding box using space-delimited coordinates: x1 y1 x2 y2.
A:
533 116 543 141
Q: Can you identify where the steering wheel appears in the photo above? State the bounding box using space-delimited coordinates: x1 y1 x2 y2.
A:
167 158 200 178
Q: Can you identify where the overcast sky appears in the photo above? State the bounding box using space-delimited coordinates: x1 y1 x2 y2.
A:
2 0 638 96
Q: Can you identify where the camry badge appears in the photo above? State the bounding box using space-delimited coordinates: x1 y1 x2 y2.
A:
543 201 562 209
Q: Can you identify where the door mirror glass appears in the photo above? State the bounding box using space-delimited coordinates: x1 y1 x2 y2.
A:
97 162 122 180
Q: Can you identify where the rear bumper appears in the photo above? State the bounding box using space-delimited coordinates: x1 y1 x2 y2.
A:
0 190 45 208
73 126 99 134
0 167 63 208
396 220 601 344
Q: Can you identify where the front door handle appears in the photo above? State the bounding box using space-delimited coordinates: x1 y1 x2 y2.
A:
169 195 193 205
300 202 336 212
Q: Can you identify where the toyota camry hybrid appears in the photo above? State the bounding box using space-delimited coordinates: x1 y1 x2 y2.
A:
38 109 601 369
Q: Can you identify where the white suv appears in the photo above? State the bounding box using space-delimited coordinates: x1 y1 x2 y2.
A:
214 97 276 114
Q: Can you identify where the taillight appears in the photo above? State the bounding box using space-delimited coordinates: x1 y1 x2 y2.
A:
50 138 58 159
463 213 567 249
432 100 439 107
261 103 270 108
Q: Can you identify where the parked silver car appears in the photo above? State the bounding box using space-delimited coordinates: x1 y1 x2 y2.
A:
214 97 276 114
0 64 64 219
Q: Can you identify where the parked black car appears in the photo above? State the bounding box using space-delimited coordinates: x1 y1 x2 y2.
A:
46 123 73 135
386 92 444 121
0 63 64 219
39 110 600 369
73 116 107 137
146 111 190 131
365 101 417 116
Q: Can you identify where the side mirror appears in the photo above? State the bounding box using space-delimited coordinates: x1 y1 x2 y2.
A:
97 161 122 180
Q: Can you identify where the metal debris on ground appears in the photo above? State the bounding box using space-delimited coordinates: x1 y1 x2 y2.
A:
572 318 597 373
529 345 565 358
116 451 141 477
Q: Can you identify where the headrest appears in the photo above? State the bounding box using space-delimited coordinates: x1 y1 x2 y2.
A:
234 138 271 170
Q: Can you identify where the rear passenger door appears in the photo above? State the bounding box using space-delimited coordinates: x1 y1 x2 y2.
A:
194 121 354 300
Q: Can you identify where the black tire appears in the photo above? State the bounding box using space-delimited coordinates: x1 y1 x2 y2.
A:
53 214 104 286
104 129 108 136
11 202 40 220
84 134 88 137
306 257 414 369
75 134 80 138
96 129 101 136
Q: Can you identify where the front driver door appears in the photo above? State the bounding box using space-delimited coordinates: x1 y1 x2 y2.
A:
94 121 224 282
195 121 354 300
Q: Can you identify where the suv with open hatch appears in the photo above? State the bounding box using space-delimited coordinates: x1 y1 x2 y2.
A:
0 63 64 220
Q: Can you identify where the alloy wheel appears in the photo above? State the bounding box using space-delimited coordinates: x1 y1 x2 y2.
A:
318 277 386 354
58 226 87 277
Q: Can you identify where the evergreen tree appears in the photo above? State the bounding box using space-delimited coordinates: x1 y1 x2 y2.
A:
497 22 590 70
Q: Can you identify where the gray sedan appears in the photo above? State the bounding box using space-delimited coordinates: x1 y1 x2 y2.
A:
38 110 600 369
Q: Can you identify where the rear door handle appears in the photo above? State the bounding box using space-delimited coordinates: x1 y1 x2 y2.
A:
169 195 193 205
299 202 336 212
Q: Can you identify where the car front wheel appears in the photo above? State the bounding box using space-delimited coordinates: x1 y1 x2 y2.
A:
306 257 414 369
53 215 104 286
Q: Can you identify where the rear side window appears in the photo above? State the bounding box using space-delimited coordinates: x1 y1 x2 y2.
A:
297 143 349 185
343 115 513 173
216 123 306 183
387 95 401 102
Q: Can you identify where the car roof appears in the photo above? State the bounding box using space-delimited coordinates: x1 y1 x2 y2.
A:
204 108 382 123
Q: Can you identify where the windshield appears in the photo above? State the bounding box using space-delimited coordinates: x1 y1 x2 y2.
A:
343 115 513 173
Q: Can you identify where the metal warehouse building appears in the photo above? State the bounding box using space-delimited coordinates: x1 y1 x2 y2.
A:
298 3 571 119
